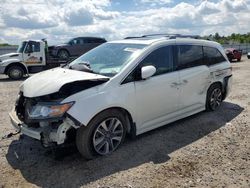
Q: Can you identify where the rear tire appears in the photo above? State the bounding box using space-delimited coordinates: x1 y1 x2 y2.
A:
76 109 127 160
7 66 24 80
206 84 223 111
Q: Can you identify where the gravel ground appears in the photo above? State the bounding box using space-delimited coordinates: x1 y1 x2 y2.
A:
0 56 249 188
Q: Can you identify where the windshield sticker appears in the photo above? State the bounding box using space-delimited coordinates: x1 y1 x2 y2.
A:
124 48 141 52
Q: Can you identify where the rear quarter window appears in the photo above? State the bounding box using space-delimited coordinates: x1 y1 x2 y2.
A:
203 46 226 65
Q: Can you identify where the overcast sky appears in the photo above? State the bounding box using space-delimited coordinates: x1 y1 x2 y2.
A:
0 0 249 45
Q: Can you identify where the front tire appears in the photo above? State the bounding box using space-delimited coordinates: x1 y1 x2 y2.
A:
76 109 127 160
206 84 223 111
7 66 24 80
57 49 69 60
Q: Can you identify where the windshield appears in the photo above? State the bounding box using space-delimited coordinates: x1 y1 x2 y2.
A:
67 38 78 45
17 41 27 53
68 43 147 77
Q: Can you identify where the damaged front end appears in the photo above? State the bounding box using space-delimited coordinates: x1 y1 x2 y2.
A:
9 76 109 147
10 92 76 147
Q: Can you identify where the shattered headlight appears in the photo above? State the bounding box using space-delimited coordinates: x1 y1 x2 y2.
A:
27 102 74 120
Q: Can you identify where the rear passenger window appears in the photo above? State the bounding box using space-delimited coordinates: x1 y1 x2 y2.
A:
91 38 105 43
177 45 203 70
84 38 94 43
140 46 173 76
84 38 106 43
203 46 226 65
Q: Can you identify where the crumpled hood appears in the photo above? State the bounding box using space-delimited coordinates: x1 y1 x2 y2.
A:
0 53 21 62
20 67 109 97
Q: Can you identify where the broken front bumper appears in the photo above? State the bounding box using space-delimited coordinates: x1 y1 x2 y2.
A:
9 109 74 145
9 109 42 140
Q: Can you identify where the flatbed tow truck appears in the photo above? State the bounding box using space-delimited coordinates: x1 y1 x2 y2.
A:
0 39 75 79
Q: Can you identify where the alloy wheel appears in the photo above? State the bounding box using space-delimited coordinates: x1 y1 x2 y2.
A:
93 117 124 155
210 88 222 110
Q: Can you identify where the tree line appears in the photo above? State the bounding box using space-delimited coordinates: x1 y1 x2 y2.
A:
203 32 250 44
0 43 18 47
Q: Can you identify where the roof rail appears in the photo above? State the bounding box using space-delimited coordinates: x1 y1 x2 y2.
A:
124 34 201 40
124 36 142 39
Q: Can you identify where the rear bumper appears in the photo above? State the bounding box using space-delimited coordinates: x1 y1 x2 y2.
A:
9 109 42 140
224 75 233 99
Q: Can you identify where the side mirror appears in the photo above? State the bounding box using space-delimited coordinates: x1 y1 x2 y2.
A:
141 65 156 80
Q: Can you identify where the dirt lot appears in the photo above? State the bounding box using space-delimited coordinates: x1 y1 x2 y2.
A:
0 56 249 188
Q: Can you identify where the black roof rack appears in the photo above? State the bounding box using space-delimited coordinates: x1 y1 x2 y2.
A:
124 34 201 40
124 36 142 39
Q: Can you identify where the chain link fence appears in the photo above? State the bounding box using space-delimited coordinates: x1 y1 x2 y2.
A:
222 43 250 54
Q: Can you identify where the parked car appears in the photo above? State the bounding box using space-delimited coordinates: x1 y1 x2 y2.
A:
225 48 242 62
50 37 106 60
9 35 232 159
247 52 250 59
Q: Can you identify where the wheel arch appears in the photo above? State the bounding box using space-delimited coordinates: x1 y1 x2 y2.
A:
4 62 28 75
84 106 136 136
207 81 222 96
208 81 230 100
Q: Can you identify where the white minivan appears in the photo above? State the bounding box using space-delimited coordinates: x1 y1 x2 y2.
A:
9 35 232 159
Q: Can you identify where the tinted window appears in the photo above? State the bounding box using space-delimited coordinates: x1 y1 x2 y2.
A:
84 38 106 43
95 38 106 43
203 46 226 65
140 46 173 76
177 45 203 70
84 38 96 43
123 46 173 83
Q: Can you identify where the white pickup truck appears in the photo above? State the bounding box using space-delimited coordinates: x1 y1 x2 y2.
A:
0 40 72 79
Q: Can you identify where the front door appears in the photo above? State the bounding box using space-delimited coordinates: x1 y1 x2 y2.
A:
134 45 180 133
23 41 45 66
